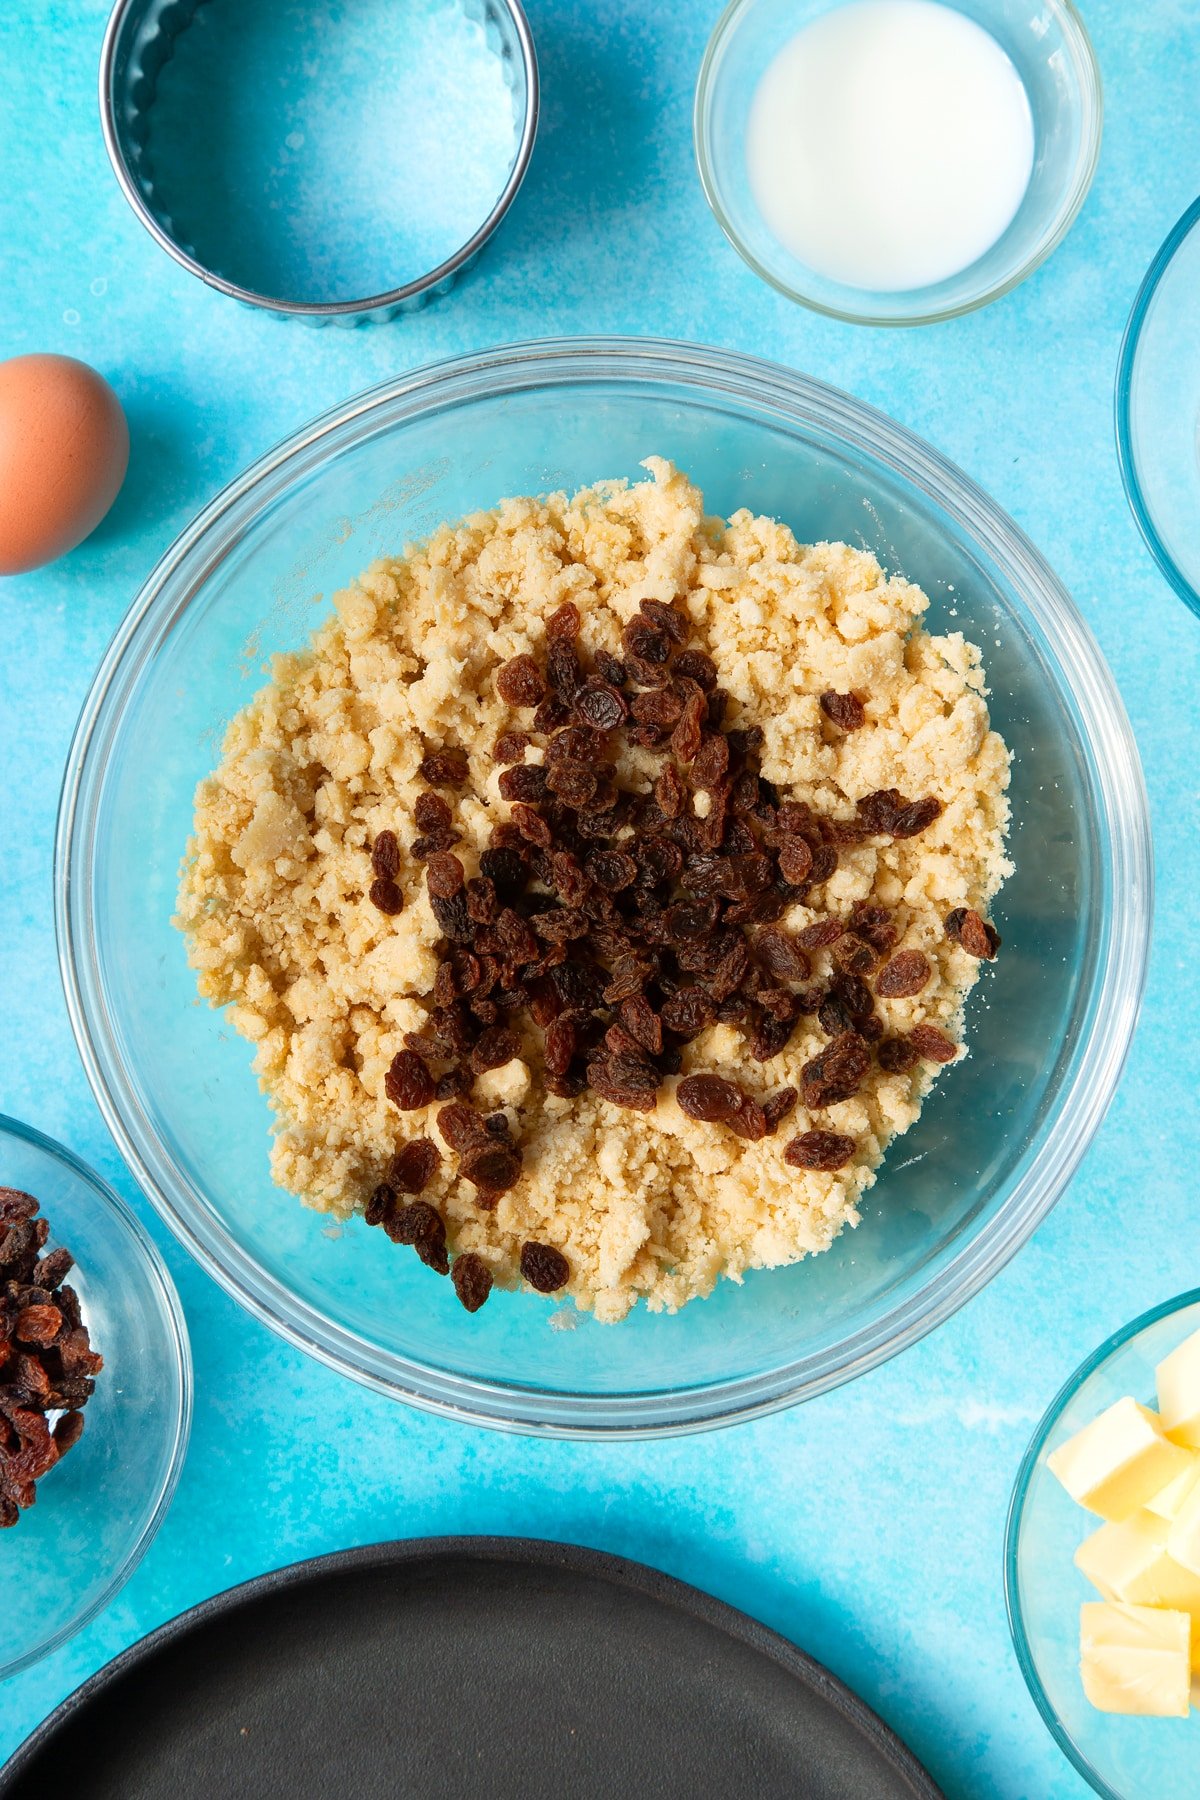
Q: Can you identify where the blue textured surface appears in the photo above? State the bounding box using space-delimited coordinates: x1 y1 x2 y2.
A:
0 3 1197 1793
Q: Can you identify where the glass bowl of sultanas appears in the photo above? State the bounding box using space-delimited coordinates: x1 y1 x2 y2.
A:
0 1114 191 1678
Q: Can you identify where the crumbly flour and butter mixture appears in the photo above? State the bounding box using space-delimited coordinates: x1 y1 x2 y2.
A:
176 460 1011 1322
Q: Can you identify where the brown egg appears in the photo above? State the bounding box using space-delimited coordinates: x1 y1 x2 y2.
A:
0 354 130 575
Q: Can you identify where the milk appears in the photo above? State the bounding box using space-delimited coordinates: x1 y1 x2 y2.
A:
746 0 1035 292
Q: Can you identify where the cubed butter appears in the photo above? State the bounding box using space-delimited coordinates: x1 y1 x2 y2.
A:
1079 1602 1191 1717
1145 1454 1200 1522
1075 1512 1200 1668
1156 1326 1200 1449
1047 1397 1194 1521
1167 1478 1200 1580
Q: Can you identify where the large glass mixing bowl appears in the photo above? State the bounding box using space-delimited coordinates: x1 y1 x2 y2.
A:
56 339 1151 1436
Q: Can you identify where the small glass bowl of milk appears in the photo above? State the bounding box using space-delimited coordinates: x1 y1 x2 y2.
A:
695 0 1101 325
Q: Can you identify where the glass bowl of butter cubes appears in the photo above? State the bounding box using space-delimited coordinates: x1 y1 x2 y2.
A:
1006 1291 1200 1799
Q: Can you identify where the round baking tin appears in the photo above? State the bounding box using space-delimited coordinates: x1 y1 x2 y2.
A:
99 0 539 324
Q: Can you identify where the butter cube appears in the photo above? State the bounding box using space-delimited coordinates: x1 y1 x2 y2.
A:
1156 1327 1200 1449
1079 1603 1191 1717
1047 1397 1194 1521
1145 1454 1200 1522
1168 1478 1200 1579
1075 1512 1200 1669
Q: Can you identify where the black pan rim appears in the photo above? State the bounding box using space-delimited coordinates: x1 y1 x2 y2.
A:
0 1536 943 1798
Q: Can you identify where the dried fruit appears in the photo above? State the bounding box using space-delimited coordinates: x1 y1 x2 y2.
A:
452 1253 494 1313
388 1138 441 1194
496 654 546 708
819 691 866 732
460 1139 523 1199
891 796 943 839
368 877 404 915
676 1073 743 1122
384 1050 436 1111
520 1241 570 1293
800 1031 871 1109
908 1023 959 1064
784 1130 856 1171
946 907 1000 959
875 950 932 999
877 1036 921 1074
371 830 400 879
0 1191 101 1527
418 748 469 788
470 1026 521 1074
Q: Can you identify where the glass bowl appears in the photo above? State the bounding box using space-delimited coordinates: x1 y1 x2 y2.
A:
56 337 1150 1438
694 0 1102 325
1006 1293 1200 1799
0 1114 191 1680
1115 197 1200 621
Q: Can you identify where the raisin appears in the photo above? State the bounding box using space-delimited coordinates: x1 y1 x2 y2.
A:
891 796 943 839
14 1306 61 1346
371 830 400 879
777 838 814 886
414 791 453 834
368 877 404 915
470 1026 521 1074
640 598 689 643
800 1031 870 1109
670 690 706 762
808 845 839 885
511 803 553 848
908 1023 959 1063
384 1050 435 1110
753 927 808 983
460 1140 523 1198
947 907 1000 959
388 1139 441 1194
365 1182 395 1226
589 1056 660 1111
595 649 627 684
676 1073 743 1122
52 1411 86 1456
661 988 716 1036
654 763 687 820
847 902 898 953
875 950 932 999
784 1130 856 1171
543 1015 578 1076
492 730 530 765
520 1241 570 1293
479 846 528 898
452 1253 494 1314
32 1247 73 1289
796 918 844 951
430 891 472 944
750 1014 795 1061
834 935 879 978
819 691 866 732
385 1201 449 1273
437 1103 487 1149
533 694 571 733
633 689 684 728
547 600 581 639
692 734 730 789
418 748 469 788
585 849 637 892
425 852 465 899
499 764 549 804
496 655 545 708
762 1088 798 1135
877 1036 921 1074
856 789 905 834
576 682 628 730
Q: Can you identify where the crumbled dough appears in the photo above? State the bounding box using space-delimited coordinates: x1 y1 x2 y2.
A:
176 460 1011 1322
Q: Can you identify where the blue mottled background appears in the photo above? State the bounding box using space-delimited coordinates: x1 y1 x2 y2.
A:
1 2 1198 1793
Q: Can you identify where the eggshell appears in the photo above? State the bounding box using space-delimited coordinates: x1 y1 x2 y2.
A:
0 354 130 575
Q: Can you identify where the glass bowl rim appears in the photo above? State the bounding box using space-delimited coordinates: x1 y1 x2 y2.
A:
1114 194 1200 622
55 334 1152 1438
97 0 540 319
1003 1287 1200 1800
0 1110 193 1681
692 0 1103 327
